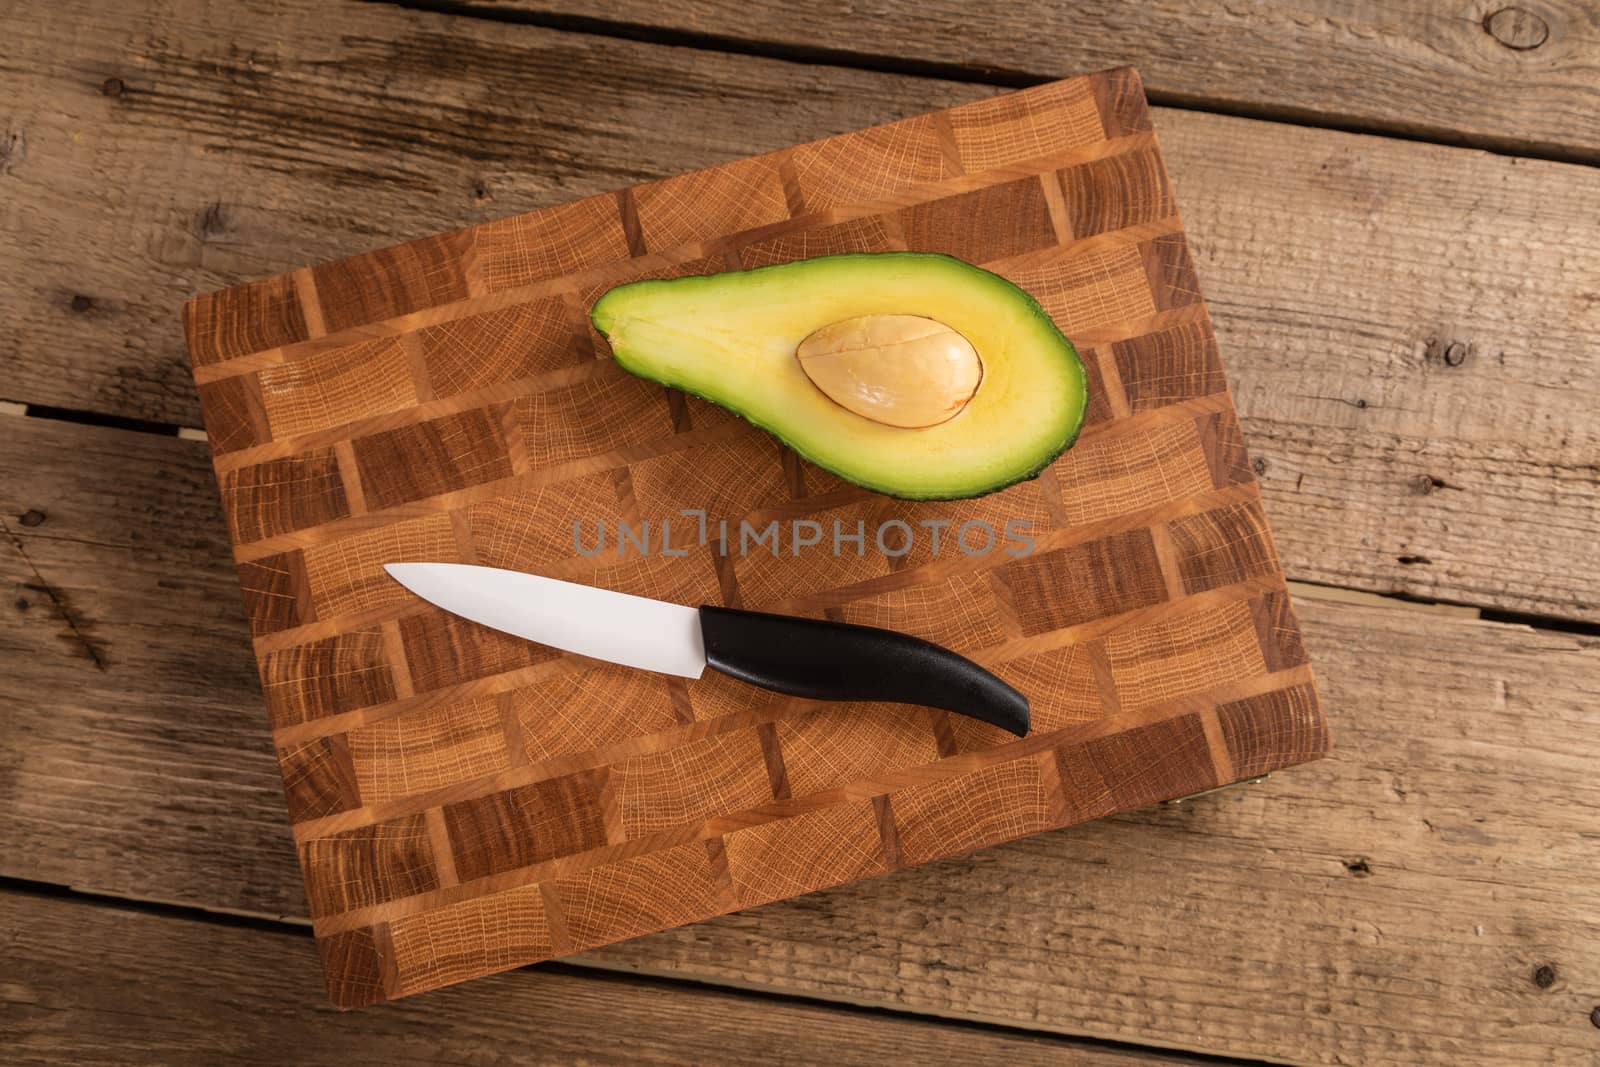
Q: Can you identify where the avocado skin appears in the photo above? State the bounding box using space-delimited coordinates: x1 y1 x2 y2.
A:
591 252 1089 502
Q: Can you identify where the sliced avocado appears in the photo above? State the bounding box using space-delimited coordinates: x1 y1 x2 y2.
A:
590 252 1087 500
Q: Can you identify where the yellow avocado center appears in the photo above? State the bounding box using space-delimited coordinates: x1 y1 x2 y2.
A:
795 314 983 429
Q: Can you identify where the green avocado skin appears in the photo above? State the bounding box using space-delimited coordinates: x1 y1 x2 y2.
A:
590 252 1089 501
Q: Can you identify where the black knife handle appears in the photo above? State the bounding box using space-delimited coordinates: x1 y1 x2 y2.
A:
697 605 1029 736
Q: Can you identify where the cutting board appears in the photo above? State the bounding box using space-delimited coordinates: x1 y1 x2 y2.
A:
184 67 1328 1009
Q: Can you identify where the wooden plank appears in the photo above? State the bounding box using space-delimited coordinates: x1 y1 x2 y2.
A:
4 413 1598 1062
2 891 1159 1065
0 418 307 915
3 0 1598 619
488 0 1600 163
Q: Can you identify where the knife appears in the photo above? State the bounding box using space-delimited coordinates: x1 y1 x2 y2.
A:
385 562 1029 736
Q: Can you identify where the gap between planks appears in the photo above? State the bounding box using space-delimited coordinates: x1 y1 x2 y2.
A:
1284 579 1481 619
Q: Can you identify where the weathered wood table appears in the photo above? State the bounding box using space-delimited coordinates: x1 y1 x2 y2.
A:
4 2 1598 1063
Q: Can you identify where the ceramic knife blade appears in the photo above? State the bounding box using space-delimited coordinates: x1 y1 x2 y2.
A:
385 562 707 678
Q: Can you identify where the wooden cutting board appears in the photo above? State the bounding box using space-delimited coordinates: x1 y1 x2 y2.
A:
184 66 1328 1009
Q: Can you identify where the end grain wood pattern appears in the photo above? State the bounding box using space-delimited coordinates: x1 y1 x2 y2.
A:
184 67 1328 1009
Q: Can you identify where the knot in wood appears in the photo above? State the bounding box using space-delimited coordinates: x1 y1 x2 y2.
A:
70 294 94 313
1443 341 1469 367
0 128 25 177
197 202 230 239
19 509 46 527
1484 7 1550 50
1532 963 1557 988
101 77 125 98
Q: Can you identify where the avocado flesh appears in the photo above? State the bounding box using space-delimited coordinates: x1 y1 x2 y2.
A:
590 252 1087 500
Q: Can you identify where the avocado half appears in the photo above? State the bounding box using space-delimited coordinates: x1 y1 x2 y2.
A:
590 252 1087 501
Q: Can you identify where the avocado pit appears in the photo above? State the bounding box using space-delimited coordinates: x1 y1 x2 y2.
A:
796 314 983 429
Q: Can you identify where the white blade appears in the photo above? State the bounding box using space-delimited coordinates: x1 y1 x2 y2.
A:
385 563 707 679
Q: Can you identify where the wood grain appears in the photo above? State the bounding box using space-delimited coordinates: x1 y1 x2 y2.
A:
3 892 1171 1067
3 413 1598 1060
489 0 1600 162
177 70 1330 1005
1 0 1594 1055
4 0 1598 620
